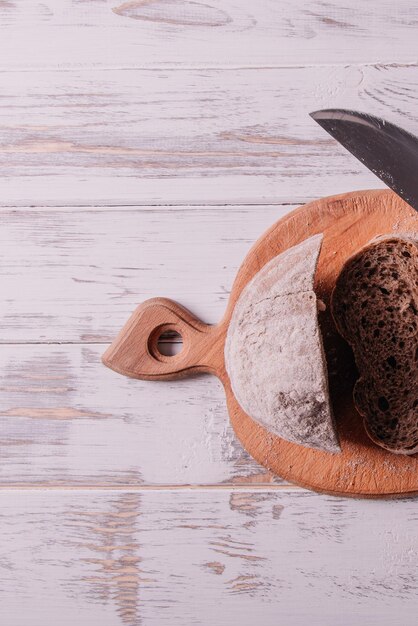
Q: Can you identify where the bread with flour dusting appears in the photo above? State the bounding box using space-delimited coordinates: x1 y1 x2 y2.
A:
224 234 340 454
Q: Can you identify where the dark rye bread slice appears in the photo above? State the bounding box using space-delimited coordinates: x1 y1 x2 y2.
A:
331 235 418 455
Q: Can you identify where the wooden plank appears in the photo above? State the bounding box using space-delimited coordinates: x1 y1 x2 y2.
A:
0 205 291 342
0 0 416 70
1 65 418 206
1 488 418 625
0 343 276 486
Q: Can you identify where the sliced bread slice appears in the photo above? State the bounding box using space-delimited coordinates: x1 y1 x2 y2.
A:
332 234 418 454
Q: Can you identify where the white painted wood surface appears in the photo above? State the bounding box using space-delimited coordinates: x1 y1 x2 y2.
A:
0 344 275 486
2 489 418 626
0 205 290 341
1 65 418 205
1 0 418 623
1 0 417 69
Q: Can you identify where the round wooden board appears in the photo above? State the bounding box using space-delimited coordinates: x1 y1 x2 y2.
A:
224 189 418 497
104 189 418 497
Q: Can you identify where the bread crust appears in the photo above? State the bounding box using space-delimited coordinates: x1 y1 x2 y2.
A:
225 234 340 454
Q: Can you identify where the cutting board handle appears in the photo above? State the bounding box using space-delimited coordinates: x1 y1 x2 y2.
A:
102 297 225 380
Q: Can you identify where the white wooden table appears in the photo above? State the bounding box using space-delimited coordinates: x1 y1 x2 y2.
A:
1 2 417 624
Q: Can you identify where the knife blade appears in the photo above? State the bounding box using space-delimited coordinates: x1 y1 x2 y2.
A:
310 109 418 212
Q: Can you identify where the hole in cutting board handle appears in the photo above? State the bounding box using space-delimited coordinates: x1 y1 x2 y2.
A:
148 324 184 361
156 329 183 357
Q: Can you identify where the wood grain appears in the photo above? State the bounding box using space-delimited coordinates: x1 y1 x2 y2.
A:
3 488 418 626
102 296 228 379
0 205 290 342
1 2 418 619
0 0 416 69
0 65 418 205
0 343 276 486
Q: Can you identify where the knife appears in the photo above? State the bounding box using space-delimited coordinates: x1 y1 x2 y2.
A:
310 109 418 212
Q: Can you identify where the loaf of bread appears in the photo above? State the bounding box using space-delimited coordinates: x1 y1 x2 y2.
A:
225 234 340 454
332 234 418 454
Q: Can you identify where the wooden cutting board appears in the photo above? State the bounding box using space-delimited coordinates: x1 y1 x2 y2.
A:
103 189 418 498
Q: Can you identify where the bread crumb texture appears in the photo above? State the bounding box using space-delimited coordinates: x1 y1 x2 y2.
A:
332 235 418 455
